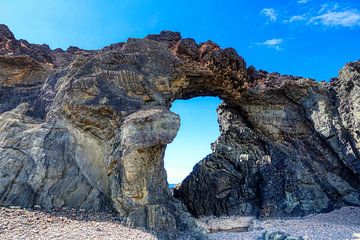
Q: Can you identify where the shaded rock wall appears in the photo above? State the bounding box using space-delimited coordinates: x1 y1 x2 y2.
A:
0 24 359 238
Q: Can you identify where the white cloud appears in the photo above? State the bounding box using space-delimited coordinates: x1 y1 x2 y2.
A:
284 15 306 23
260 8 278 22
298 0 309 4
262 39 283 46
281 3 360 28
309 9 360 27
257 38 284 51
318 3 340 14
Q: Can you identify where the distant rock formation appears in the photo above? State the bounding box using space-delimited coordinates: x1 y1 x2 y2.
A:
0 24 359 239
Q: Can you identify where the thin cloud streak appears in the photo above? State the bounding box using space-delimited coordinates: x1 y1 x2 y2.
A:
309 9 360 27
298 0 309 4
284 15 306 23
255 38 284 51
282 3 360 28
262 38 283 46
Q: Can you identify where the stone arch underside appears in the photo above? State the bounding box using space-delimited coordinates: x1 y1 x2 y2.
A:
0 26 360 239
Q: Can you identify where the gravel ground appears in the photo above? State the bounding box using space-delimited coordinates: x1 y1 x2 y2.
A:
208 206 360 240
0 206 359 240
0 207 157 240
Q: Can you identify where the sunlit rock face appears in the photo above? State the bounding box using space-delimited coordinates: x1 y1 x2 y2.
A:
0 24 359 238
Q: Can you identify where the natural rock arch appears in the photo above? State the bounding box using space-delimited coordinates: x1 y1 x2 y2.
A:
0 25 360 239
164 96 221 185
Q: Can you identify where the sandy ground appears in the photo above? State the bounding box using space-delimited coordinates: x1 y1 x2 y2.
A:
208 206 360 240
0 206 359 239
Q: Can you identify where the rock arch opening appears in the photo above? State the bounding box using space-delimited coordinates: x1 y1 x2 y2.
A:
165 97 221 186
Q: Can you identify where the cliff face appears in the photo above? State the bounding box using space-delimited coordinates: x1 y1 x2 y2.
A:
0 24 359 238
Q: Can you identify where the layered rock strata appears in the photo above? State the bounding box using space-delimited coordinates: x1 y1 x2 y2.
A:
0 24 359 238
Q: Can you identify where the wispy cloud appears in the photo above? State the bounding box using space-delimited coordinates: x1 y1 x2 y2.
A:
284 15 306 23
260 8 278 22
263 39 283 45
282 3 360 28
309 9 360 27
318 3 339 14
256 38 284 51
298 0 309 4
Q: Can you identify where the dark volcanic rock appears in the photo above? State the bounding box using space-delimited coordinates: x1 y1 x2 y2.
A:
0 25 359 238
175 70 360 218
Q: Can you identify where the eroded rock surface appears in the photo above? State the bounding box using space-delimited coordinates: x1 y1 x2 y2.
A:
175 70 360 218
0 25 359 238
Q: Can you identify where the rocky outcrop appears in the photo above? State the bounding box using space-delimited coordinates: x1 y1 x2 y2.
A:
175 73 360 217
0 25 359 238
335 62 360 174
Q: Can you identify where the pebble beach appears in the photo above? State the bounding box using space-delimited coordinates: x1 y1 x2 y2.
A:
0 206 359 240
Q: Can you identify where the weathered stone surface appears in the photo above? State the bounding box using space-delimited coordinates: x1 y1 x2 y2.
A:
175 69 360 218
335 61 360 175
0 26 359 238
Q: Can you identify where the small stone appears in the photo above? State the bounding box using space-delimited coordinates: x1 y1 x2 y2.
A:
9 206 21 209
33 205 41 210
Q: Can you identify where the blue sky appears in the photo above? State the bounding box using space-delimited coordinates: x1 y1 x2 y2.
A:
1 0 359 79
166 97 221 183
0 0 359 182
